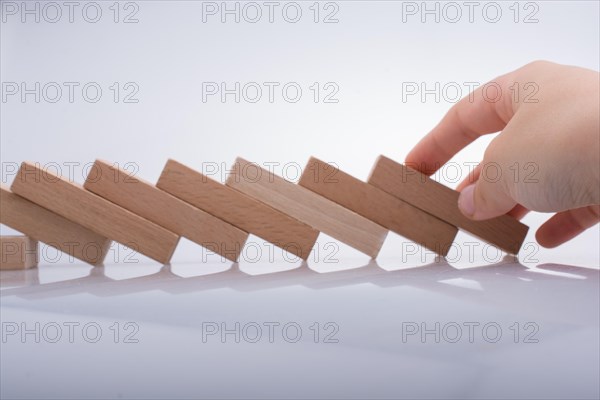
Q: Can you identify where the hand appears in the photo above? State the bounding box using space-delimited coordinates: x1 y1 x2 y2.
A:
406 61 600 248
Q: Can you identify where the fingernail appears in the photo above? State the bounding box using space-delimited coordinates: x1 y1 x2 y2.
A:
458 184 476 217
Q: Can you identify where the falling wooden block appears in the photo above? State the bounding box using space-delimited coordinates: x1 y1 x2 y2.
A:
226 158 388 258
10 162 179 264
0 185 111 265
0 235 38 270
298 157 458 256
368 155 529 254
84 160 248 262
156 159 319 260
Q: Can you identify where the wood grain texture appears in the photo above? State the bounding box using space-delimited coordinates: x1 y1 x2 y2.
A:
298 157 458 256
226 157 388 258
11 162 179 264
156 159 319 260
368 155 529 254
84 160 248 262
0 184 111 265
0 235 38 270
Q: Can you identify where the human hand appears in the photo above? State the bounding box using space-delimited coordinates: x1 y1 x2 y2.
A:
406 61 600 248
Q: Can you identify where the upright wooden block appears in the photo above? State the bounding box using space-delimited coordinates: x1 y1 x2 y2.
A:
84 160 248 262
11 162 180 264
226 158 388 258
0 185 111 265
368 155 529 254
298 157 458 256
156 159 319 260
0 235 38 270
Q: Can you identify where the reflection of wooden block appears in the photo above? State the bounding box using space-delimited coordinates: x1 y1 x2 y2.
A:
368 155 529 254
299 157 458 255
1 185 111 265
0 235 38 270
226 158 388 258
11 162 179 264
157 159 318 260
84 160 248 263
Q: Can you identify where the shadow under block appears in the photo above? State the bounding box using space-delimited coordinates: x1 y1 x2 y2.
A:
226 158 388 258
10 162 179 264
84 160 248 262
0 185 111 264
298 157 458 256
0 235 38 270
368 155 529 254
156 159 319 260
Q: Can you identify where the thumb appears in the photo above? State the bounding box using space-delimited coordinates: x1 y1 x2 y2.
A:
458 164 517 220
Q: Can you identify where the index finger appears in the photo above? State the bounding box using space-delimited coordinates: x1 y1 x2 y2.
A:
405 74 516 175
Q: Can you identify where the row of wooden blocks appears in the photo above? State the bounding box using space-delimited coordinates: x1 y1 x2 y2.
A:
0 156 529 270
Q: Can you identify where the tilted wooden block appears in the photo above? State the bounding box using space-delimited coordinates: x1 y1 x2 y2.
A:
0 235 38 270
0 185 111 264
10 162 180 264
157 159 319 260
226 158 388 258
84 160 248 263
298 157 458 256
368 155 529 254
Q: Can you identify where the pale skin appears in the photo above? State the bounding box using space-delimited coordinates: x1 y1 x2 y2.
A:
406 61 600 248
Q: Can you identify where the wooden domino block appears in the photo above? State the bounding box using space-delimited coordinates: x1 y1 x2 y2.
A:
11 162 179 264
226 158 388 258
368 155 529 254
1 185 111 265
0 235 38 270
156 159 319 260
298 157 458 256
84 160 248 262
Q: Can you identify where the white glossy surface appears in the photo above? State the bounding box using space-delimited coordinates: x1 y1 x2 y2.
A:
1 256 598 399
